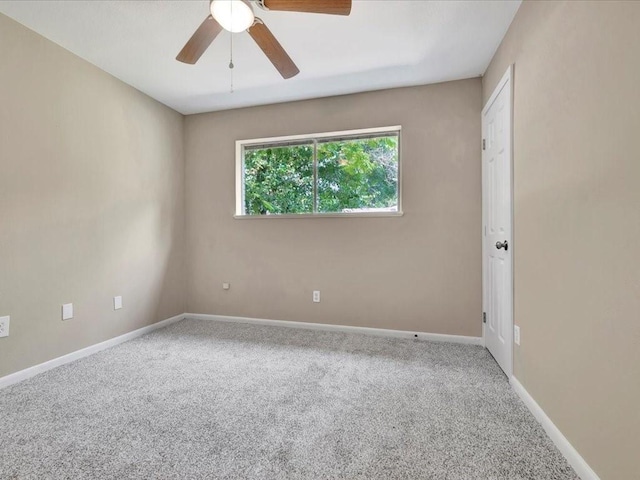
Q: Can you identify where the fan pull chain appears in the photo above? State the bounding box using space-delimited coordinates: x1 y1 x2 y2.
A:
229 31 234 93
228 0 234 93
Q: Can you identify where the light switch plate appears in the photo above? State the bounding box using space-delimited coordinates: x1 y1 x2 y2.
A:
114 296 123 310
0 316 10 338
62 303 73 321
514 325 521 345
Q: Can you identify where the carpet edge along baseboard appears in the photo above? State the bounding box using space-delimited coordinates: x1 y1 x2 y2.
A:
1 313 483 389
187 313 484 346
0 314 185 389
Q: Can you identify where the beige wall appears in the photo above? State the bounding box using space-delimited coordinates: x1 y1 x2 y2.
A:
185 80 482 336
0 14 186 377
483 1 640 478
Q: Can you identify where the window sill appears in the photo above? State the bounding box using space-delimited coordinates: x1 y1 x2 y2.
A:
233 212 404 220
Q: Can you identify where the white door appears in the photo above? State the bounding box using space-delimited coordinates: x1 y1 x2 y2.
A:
482 66 513 378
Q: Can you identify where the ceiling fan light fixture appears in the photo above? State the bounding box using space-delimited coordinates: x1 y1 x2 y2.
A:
210 0 255 33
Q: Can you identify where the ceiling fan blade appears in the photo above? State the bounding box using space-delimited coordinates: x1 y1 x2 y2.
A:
248 21 300 79
263 0 351 16
176 16 223 64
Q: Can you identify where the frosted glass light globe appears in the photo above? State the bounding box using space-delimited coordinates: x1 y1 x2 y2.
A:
210 0 255 33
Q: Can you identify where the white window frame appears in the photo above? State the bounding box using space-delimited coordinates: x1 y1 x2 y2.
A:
235 125 402 218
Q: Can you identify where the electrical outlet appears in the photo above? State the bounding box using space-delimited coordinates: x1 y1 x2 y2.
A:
514 325 521 345
222 282 230 290
0 316 9 338
114 296 123 310
62 303 73 321
313 290 320 303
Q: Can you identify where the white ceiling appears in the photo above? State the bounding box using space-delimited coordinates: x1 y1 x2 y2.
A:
0 0 521 115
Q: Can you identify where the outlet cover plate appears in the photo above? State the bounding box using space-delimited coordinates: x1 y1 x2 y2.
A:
0 316 9 338
313 290 320 303
62 303 73 321
114 296 123 310
514 325 521 345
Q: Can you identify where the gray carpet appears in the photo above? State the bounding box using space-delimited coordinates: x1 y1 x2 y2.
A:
0 319 578 480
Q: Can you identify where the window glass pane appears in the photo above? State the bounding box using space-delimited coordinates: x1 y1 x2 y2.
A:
243 143 314 215
317 134 398 213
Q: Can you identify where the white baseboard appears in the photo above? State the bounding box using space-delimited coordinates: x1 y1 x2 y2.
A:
0 314 185 390
510 376 600 480
186 313 484 346
1 312 479 390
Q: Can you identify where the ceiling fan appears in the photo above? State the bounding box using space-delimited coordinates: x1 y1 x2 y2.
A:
176 0 352 79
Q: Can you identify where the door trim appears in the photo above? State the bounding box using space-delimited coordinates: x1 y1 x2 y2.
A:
482 65 514 378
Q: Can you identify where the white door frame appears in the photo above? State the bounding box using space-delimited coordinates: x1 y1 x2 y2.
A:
482 65 514 378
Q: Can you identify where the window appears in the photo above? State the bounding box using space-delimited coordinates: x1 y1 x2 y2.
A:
236 126 401 217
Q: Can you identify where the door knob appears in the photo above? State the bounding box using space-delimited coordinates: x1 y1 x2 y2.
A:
496 240 508 251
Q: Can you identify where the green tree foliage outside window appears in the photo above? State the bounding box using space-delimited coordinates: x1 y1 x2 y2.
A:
244 144 314 214
243 133 398 215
